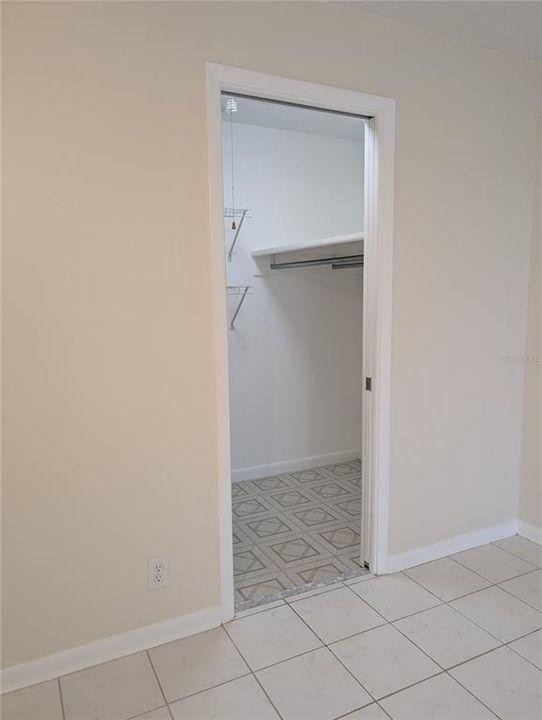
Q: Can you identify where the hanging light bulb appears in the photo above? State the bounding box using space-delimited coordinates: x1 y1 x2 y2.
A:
225 97 238 113
225 97 238 229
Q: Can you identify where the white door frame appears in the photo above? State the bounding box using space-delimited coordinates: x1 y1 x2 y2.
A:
205 63 395 622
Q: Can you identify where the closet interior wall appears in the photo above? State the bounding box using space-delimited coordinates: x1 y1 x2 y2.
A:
223 115 365 481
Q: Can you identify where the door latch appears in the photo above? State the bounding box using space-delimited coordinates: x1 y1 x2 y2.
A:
365 377 372 391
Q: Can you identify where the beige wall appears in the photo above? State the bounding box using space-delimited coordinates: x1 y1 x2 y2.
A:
1 1 539 667
519 74 542 532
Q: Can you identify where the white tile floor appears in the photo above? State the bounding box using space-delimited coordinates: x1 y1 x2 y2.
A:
3 536 542 720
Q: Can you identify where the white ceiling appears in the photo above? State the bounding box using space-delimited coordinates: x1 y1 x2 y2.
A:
221 95 366 141
345 1 542 62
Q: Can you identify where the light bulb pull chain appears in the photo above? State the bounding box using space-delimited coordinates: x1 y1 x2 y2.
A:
230 104 236 230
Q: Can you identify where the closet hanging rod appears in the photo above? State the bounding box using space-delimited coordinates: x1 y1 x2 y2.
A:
332 261 364 269
331 256 364 268
270 254 363 270
222 92 372 121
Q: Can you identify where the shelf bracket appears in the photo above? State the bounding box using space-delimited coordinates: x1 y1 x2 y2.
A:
228 285 252 330
227 210 248 261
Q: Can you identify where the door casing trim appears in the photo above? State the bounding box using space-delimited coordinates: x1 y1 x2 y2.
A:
205 63 396 621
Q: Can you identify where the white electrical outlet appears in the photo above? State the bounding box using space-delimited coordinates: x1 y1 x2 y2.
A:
148 555 169 591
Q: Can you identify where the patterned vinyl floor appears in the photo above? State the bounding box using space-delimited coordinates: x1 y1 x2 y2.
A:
232 459 368 609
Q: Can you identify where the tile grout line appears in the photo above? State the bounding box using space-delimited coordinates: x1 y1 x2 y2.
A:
300 580 538 683
241 645 322 673
287 560 539 715
296 616 390 648
235 599 286 619
251 672 285 720
389 571 450 605
231 550 541 686
489 538 542 566
373 670 447 704
345 576 511 655
145 649 170 709
374 702 394 720
441 644 506 673
221 623 285 720
57 677 67 720
286 594 380 705
401 557 541 614
344 577 445 621
234 584 435 714
310 585 400 650
503 628 542 672
284 583 345 605
283 585 509 717
225 607 327 674
332 703 380 720
151 670 254 708
381 562 542 691
503 625 542 645
494 574 542 613
504 643 542 673
372 660 505 720
438 603 508 647
447 552 538 585
404 564 539 604
400 570 532 648
444 584 540 646
332 553 538 622
384 621 447 671
125 704 171 720
371 614 470 698
442 668 505 720
400 568 491 603
342 572 375 587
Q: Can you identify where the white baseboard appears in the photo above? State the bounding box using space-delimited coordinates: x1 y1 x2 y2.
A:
4 514 535 694
1 605 221 694
518 519 542 545
231 449 361 482
387 520 519 574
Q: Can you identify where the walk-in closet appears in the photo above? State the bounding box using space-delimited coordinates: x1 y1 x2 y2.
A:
222 94 368 610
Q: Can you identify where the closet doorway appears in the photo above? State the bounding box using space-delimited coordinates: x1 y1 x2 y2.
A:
224 94 366 610
206 64 395 621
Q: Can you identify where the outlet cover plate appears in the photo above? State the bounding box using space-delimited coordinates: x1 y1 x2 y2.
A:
148 555 169 591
